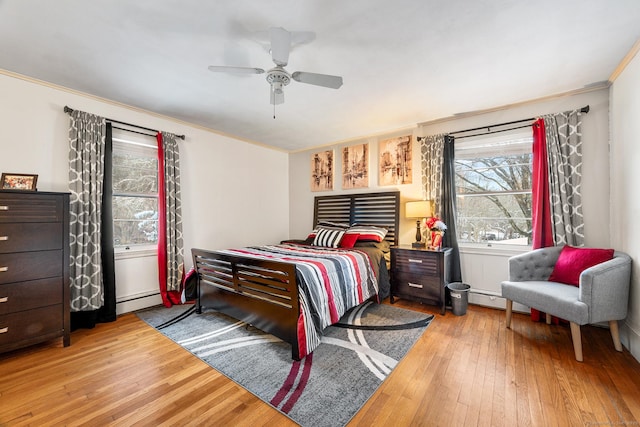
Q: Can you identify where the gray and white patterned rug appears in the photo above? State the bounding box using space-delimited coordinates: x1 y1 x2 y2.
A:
137 301 433 427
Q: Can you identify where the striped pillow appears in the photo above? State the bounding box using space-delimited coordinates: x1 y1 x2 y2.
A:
307 221 349 240
346 224 388 242
313 227 346 248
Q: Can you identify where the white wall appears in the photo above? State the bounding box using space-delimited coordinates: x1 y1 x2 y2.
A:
610 51 640 360
289 88 611 312
0 72 290 314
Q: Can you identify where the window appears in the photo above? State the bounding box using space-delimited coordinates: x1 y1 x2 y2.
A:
111 130 158 249
454 129 532 246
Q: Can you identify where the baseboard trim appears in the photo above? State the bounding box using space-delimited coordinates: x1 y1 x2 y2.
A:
621 320 640 364
116 293 162 315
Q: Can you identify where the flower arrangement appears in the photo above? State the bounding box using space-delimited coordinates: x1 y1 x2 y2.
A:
425 216 447 232
424 216 447 249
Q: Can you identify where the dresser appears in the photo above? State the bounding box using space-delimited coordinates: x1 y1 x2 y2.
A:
0 190 70 353
390 245 452 314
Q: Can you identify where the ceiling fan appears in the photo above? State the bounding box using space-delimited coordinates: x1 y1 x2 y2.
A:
208 27 343 106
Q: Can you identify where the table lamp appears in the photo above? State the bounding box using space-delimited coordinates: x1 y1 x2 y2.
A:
405 200 432 248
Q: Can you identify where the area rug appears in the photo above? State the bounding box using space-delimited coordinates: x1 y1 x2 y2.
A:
137 301 433 427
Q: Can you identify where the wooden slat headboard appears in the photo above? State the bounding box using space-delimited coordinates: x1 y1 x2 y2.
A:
313 191 400 246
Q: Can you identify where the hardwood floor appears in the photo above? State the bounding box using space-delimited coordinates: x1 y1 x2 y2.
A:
1 301 640 426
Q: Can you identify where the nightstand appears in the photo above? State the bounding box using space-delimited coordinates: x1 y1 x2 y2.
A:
390 245 452 314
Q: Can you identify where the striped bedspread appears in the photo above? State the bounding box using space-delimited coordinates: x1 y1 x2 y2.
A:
217 244 380 358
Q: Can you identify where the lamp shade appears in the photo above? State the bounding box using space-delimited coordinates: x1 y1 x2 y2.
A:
405 200 432 219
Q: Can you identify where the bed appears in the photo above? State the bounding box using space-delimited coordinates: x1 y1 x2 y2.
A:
192 191 400 360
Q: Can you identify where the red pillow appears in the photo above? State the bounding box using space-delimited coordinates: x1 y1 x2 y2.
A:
548 245 614 286
339 233 359 248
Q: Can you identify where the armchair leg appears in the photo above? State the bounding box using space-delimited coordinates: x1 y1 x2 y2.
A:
506 299 513 328
570 322 583 362
609 320 623 352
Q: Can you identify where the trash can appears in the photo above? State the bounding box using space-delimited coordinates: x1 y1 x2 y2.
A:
447 282 471 316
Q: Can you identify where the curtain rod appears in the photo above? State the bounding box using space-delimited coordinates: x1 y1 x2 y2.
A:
63 106 186 140
448 105 590 136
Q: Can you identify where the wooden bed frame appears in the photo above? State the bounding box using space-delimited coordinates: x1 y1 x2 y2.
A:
192 191 400 360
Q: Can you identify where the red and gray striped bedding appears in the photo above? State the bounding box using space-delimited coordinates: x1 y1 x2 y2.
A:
216 244 380 358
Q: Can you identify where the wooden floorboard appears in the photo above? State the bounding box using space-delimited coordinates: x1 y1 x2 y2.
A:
1 301 640 426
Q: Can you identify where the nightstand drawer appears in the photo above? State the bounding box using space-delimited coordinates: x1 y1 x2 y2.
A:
392 251 440 275
393 272 441 301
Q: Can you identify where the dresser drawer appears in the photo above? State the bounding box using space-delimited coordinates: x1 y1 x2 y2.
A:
0 251 63 284
0 277 63 315
0 193 63 223
0 305 64 347
0 223 62 253
393 272 442 301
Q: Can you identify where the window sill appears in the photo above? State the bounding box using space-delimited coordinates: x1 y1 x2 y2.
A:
458 243 530 257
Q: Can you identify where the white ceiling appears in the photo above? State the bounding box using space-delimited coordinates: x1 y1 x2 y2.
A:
1 1 639 152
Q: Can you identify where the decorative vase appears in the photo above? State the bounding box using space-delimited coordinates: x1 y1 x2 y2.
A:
431 231 443 250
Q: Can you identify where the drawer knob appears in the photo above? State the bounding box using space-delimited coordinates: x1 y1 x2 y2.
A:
0 267 7 272
408 259 423 263
0 297 7 303
0 236 7 241
408 282 423 289
0 327 7 334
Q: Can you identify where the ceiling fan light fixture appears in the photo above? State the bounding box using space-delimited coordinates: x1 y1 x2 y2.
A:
272 81 284 95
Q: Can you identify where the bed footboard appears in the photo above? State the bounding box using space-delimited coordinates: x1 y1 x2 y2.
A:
192 248 302 360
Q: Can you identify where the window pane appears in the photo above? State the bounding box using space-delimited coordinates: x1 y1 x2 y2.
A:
456 193 531 244
456 154 532 194
112 152 158 194
113 196 158 246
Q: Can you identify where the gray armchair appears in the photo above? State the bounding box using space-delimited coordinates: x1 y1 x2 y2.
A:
501 246 632 361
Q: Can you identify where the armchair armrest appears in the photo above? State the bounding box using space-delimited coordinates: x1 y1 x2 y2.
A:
508 246 563 281
579 252 632 323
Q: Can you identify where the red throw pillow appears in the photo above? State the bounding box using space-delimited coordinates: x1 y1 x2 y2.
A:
339 233 359 248
548 245 614 286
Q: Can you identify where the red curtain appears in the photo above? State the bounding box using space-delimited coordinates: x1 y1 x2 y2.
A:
531 118 554 250
157 132 181 307
530 119 558 323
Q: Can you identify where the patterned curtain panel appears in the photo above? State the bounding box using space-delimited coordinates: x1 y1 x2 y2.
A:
420 134 446 214
420 134 462 282
68 110 106 311
157 132 184 306
543 109 585 246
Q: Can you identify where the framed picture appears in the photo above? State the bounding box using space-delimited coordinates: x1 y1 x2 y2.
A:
311 150 333 192
1 173 38 191
342 143 368 189
379 135 412 186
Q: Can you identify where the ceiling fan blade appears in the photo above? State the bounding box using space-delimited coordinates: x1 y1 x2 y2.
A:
292 71 343 89
208 65 264 74
269 27 291 66
270 84 285 105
